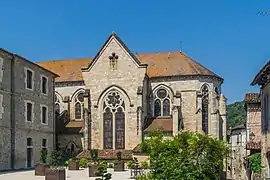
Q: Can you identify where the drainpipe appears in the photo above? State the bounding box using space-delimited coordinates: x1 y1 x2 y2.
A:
10 54 15 169
52 78 56 150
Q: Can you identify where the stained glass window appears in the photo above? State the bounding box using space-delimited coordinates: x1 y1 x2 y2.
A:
202 85 209 134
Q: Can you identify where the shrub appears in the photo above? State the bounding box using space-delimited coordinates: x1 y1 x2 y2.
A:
65 158 72 166
107 163 113 168
116 151 122 161
49 150 63 167
248 152 262 173
95 163 112 180
90 149 99 163
140 161 149 169
79 158 88 168
127 160 136 169
146 131 228 180
40 149 48 164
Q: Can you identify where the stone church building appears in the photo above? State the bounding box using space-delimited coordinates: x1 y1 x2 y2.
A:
37 33 227 153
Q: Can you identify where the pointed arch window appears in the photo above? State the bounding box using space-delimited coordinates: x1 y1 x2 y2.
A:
55 94 60 114
154 88 171 116
75 92 84 120
103 90 125 149
202 85 209 134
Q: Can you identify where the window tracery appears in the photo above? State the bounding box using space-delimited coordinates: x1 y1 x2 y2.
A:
154 88 171 116
55 94 60 114
75 92 84 120
103 90 125 149
202 85 209 134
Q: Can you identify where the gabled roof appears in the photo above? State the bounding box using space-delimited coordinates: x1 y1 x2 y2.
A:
36 33 223 82
0 48 59 77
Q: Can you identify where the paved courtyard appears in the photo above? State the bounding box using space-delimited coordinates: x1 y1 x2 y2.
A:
0 168 131 180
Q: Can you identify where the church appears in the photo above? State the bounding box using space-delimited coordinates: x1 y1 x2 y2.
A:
37 33 227 154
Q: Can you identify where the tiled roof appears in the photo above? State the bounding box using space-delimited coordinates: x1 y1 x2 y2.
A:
144 117 173 132
244 93 261 103
37 52 222 82
37 33 222 82
246 141 261 150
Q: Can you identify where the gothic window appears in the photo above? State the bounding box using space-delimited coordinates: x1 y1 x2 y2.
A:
202 85 209 134
103 90 125 149
75 92 84 120
154 88 171 116
55 94 60 114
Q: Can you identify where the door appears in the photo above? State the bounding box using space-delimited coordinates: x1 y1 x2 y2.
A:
27 148 32 168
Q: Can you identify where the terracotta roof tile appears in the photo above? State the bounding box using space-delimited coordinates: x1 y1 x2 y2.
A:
144 117 173 132
36 52 222 82
246 141 261 150
244 93 261 103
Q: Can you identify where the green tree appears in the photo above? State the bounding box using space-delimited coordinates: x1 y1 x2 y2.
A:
249 152 262 174
143 131 228 180
227 101 247 128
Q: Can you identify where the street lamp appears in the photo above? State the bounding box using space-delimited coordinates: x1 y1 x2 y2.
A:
249 132 255 141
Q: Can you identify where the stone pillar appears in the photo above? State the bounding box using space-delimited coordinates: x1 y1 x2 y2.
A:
211 90 219 137
172 106 179 135
219 94 227 141
196 91 202 132
83 89 90 150
137 86 143 144
172 91 181 135
63 96 70 123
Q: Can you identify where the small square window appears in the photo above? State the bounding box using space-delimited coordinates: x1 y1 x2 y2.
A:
41 76 48 94
26 102 33 122
27 138 32 146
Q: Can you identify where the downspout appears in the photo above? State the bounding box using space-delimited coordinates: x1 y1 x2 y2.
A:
52 78 56 150
10 54 15 169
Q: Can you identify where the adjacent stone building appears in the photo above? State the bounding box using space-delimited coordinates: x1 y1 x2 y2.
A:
0 48 58 171
251 61 270 178
37 33 227 155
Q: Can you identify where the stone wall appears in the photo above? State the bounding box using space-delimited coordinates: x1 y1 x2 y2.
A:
0 50 55 170
246 103 261 141
82 37 147 150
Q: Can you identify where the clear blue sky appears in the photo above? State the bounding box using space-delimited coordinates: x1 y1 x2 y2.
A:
1 0 270 104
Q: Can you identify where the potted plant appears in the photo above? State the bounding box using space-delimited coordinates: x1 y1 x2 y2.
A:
114 151 125 171
89 149 99 177
45 150 66 180
35 149 49 176
67 151 79 170
95 163 112 180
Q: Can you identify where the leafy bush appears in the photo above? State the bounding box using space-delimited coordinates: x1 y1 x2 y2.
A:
140 161 149 169
116 152 122 161
40 149 48 164
49 150 63 167
65 158 72 166
95 163 112 180
79 158 88 168
145 131 228 180
107 163 113 168
137 173 154 180
249 152 262 173
90 149 99 163
127 160 136 169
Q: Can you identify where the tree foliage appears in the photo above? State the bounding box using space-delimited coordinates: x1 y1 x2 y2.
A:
227 101 246 128
142 131 228 180
248 152 262 173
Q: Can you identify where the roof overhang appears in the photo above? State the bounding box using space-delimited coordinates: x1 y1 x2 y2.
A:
251 60 270 86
